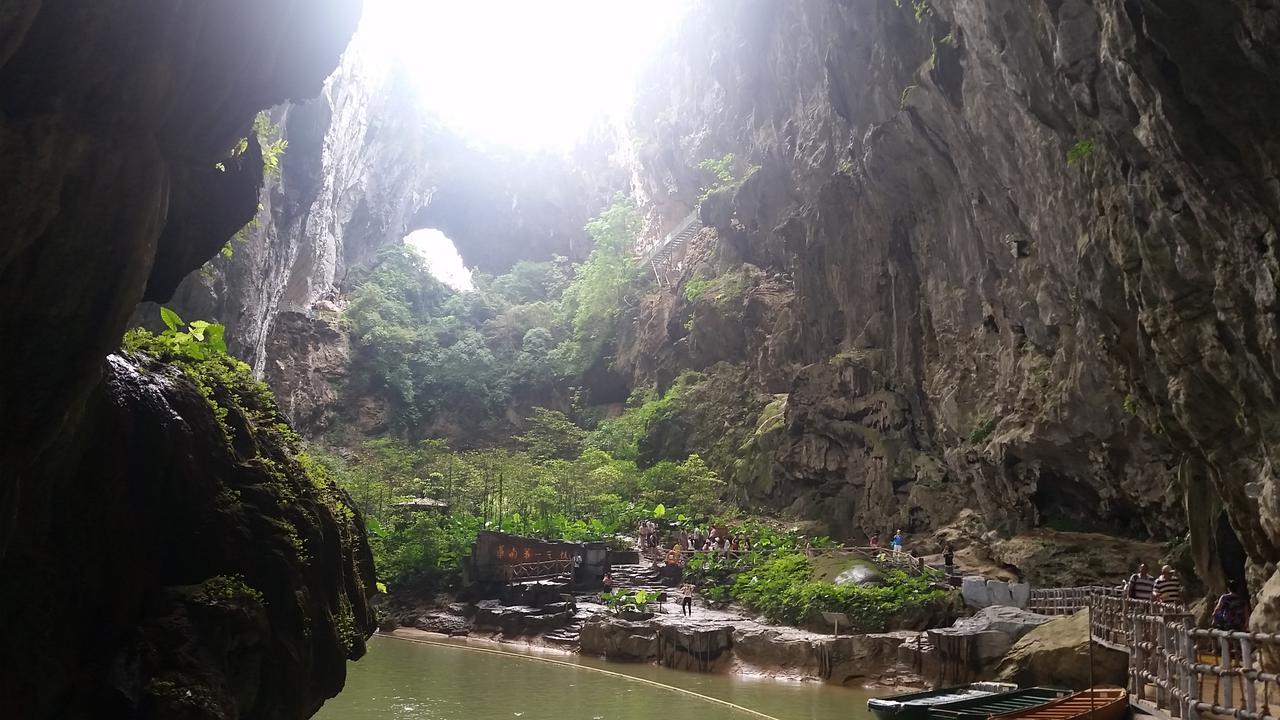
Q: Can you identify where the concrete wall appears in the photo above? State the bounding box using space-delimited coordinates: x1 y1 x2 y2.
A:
962 576 1031 610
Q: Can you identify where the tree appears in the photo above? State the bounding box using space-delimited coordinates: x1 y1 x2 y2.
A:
516 408 588 461
555 196 644 374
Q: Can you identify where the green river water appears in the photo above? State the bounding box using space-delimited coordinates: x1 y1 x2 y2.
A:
314 634 879 720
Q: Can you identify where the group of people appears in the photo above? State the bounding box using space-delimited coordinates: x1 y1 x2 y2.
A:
1125 562 1183 605
640 523 753 555
637 519 662 549
1125 561 1251 631
866 528 907 553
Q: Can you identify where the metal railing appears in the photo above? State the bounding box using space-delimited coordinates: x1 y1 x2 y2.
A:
500 559 575 583
1032 586 1280 720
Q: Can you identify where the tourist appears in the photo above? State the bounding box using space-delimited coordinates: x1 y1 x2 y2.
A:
740 535 752 552
868 532 879 548
943 545 955 576
602 574 614 592
1126 562 1156 601
892 529 904 553
1154 565 1182 605
665 543 684 567
680 583 695 616
1212 579 1250 632
638 520 651 550
804 540 813 558
729 535 740 552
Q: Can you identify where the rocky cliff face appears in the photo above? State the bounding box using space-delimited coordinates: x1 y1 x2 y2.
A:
148 23 620 380
621 0 1278 600
0 0 377 716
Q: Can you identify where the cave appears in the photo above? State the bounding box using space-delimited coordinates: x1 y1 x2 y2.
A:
1216 510 1248 589
1032 473 1148 539
4 0 1280 717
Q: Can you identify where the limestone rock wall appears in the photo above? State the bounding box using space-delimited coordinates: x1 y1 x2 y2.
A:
0 0 377 716
620 0 1280 586
147 21 619 380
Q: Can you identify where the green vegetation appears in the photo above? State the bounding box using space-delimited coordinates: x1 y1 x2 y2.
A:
968 416 998 444
151 307 227 360
314 413 727 588
342 197 645 438
1067 139 1094 166
732 555 947 630
557 196 646 374
682 523 948 631
195 574 265 606
212 114 287 260
900 84 918 109
124 311 276 440
697 153 760 203
682 267 751 308
913 0 934 23
1123 394 1139 416
601 589 658 614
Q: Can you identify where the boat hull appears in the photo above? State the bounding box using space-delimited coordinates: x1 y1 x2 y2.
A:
869 684 1020 720
929 687 1073 720
989 688 1128 720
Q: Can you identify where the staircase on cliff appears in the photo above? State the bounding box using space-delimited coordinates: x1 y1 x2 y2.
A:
636 210 702 288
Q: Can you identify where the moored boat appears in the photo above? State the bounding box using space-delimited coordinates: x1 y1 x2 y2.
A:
989 687 1127 720
868 683 1020 720
928 687 1073 720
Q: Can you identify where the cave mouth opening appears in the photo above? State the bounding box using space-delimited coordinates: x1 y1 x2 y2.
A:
357 0 691 149
404 228 473 292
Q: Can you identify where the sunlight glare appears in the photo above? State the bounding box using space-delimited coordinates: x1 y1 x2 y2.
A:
404 229 474 292
359 0 689 149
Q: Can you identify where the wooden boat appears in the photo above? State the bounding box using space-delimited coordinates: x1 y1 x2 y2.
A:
989 688 1127 720
928 687 1073 720
868 683 1019 720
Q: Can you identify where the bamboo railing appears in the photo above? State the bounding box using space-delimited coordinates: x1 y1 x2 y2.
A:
1030 586 1280 720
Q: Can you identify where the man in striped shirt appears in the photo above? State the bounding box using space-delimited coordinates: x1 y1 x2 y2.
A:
1154 565 1182 605
1126 562 1156 601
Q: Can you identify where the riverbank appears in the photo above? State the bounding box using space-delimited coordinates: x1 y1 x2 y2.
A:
391 596 933 689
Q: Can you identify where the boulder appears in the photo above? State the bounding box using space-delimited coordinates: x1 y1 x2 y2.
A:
579 615 659 661
412 612 472 636
834 564 884 586
929 606 1054 682
996 610 1128 689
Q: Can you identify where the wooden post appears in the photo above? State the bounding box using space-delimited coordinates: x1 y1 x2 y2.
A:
1241 636 1256 716
1184 627 1199 720
1133 612 1145 701
1220 634 1234 709
1160 621 1174 712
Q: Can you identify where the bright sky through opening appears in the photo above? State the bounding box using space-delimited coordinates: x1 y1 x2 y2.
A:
405 230 474 291
360 0 690 150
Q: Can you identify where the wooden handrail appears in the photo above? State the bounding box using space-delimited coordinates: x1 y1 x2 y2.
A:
1028 585 1280 720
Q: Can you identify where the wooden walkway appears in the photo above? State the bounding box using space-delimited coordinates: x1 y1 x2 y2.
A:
1029 587 1280 720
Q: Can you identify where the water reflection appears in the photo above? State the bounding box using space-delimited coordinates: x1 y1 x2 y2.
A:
315 634 879 720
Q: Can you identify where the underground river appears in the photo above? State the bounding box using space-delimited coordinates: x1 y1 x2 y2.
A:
315 634 879 720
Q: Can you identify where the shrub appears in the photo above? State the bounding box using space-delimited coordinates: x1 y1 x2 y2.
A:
968 417 998 444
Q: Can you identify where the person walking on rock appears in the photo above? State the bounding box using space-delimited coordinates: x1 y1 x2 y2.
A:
892 529 904 554
1126 562 1156 601
680 583 694 616
1154 565 1182 605
943 545 956 577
